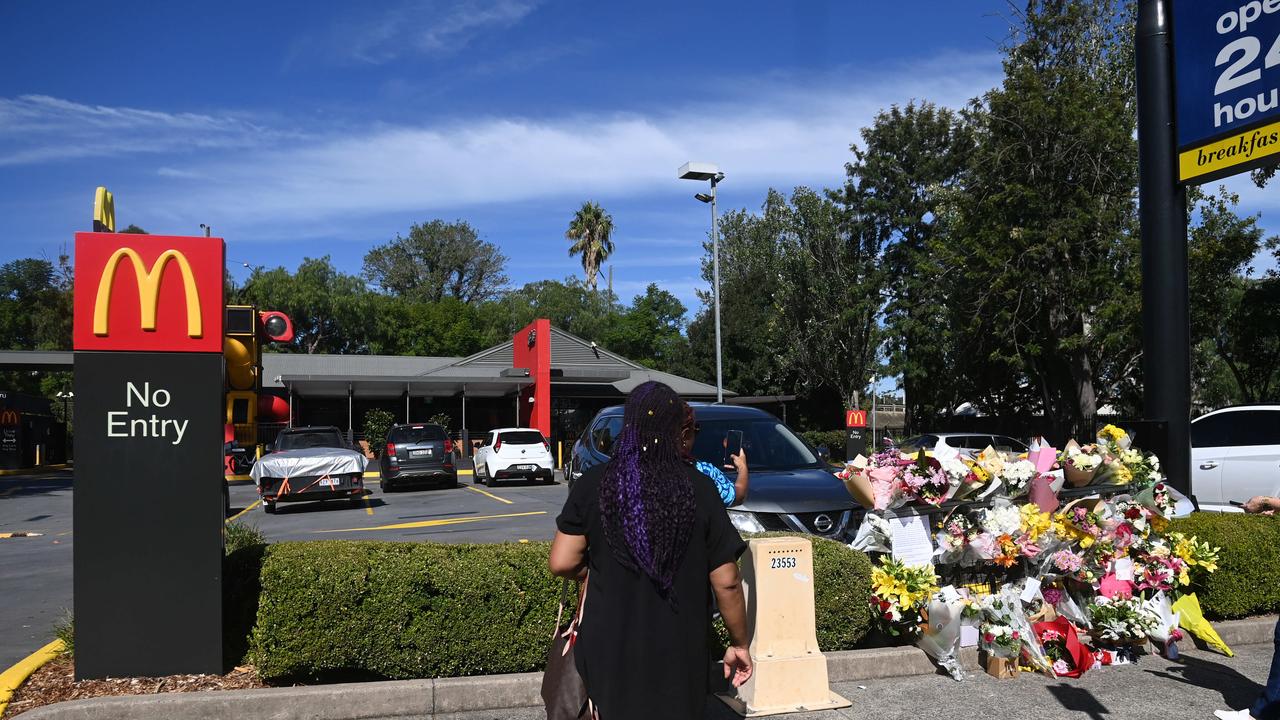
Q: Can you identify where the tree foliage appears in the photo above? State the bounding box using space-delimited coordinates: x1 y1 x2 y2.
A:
363 220 508 304
565 201 615 292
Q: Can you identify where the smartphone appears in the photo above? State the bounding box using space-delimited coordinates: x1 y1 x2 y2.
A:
724 430 744 466
1229 500 1245 507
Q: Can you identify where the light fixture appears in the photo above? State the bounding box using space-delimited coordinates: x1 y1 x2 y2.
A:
694 193 713 203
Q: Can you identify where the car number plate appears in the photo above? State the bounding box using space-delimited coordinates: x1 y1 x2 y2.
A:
319 476 340 487
518 464 537 471
410 449 432 458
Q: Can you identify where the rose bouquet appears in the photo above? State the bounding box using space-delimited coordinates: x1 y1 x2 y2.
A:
981 623 1022 658
1035 618 1094 678
870 557 940 637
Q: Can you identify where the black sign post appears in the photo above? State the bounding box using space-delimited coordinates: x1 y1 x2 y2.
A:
1136 0 1192 496
73 352 225 678
845 427 866 462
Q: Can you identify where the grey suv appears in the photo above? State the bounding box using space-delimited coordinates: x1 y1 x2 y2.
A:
379 423 457 492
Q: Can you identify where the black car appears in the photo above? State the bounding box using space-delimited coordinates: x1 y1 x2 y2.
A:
379 423 457 491
569 404 857 541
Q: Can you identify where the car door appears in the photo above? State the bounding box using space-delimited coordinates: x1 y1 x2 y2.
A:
475 432 495 473
1219 410 1280 504
1191 412 1232 504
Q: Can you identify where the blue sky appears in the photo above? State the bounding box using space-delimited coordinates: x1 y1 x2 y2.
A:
1 0 1275 312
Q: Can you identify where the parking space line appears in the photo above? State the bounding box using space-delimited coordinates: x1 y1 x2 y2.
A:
466 486 513 505
457 469 474 476
319 510 546 533
225 500 261 523
364 495 375 516
362 471 380 479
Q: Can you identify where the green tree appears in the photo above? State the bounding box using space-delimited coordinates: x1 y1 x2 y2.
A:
565 201 615 292
119 224 148 234
601 284 689 369
930 0 1137 427
1215 277 1280 401
687 193 792 399
0 255 73 395
492 278 622 342
839 102 974 427
234 257 369 354
363 220 508 304
363 408 396 457
365 295 496 358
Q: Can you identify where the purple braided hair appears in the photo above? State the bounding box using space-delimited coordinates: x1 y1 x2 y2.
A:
599 381 696 603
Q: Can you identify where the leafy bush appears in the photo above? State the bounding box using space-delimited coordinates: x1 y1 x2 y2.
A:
1169 513 1280 619
244 536 874 681
362 408 396 457
225 520 266 555
429 412 452 429
801 430 847 458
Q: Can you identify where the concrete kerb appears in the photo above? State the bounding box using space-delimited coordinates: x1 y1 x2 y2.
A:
14 615 1277 719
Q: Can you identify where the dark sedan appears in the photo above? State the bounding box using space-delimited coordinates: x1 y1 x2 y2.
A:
569 403 857 541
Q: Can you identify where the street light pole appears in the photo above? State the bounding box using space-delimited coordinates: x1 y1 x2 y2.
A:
710 173 723 404
869 378 877 448
678 162 726 403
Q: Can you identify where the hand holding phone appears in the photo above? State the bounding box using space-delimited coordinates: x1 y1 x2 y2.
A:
1229 500 1245 507
724 430 744 468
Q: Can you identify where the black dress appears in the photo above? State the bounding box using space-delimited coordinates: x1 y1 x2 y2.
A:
556 463 746 720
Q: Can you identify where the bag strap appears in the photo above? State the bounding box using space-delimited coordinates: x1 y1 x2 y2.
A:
576 572 590 623
553 578 571 638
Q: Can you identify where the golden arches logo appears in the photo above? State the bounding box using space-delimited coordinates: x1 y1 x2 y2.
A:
0 410 18 426
93 248 202 338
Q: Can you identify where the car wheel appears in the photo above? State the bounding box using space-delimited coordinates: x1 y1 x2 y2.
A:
475 465 486 485
263 500 276 515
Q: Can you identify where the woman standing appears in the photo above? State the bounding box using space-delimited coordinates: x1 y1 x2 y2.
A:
549 381 752 720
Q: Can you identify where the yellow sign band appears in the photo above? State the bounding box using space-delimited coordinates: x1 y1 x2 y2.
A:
1180 120 1280 182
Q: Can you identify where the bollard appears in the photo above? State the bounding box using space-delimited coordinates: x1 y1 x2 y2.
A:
718 537 850 717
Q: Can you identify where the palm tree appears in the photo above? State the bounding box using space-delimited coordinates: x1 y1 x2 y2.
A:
565 201 615 292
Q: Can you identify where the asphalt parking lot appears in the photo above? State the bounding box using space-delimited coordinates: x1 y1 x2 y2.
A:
226 468 567 544
0 466 569 670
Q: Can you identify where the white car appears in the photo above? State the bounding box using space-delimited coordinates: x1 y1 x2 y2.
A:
474 428 555 485
1192 404 1280 510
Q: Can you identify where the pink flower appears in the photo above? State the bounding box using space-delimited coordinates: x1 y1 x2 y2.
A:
984 633 995 643
1053 659 1070 675
1042 588 1064 605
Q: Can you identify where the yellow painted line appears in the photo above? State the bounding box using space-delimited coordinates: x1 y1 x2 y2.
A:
0 638 65 715
466 485 513 505
0 464 69 477
320 510 546 533
226 474 253 481
457 469 474 476
364 495 375 516
225 500 261 523
363 471 381 479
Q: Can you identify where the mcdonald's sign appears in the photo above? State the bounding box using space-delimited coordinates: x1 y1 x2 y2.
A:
73 233 224 352
845 409 867 428
0 409 19 426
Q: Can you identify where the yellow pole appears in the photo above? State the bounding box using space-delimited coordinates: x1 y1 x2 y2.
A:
557 441 563 469
36 445 41 466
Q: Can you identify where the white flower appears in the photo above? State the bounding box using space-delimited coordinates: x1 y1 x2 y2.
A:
983 505 1022 535
1003 460 1035 483
1068 452 1102 472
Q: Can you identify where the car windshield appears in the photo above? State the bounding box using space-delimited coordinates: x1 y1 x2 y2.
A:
500 430 545 445
277 430 345 451
690 419 819 470
389 426 447 443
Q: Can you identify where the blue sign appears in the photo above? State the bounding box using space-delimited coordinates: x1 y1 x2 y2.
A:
1174 1 1280 182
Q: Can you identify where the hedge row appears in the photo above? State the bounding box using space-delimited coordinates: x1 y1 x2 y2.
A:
226 534 874 681
1168 513 1280 619
800 430 847 455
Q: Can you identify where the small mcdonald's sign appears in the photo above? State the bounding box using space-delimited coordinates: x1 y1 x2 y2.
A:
845 409 867 428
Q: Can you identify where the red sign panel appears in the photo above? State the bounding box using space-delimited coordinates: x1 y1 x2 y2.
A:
73 233 225 353
845 409 867 428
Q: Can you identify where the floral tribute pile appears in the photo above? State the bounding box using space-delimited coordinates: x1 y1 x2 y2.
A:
850 425 1225 681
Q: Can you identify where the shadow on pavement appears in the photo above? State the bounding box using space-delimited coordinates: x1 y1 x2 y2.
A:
268 497 387 515
1047 682 1111 719
396 510 479 520
1144 651 1262 709
0 472 73 498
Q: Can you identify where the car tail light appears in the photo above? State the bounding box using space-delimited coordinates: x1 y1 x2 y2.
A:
495 438 503 452
445 437 454 454
386 443 396 458
543 440 550 452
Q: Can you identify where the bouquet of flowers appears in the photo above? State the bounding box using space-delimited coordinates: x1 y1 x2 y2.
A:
901 450 952 506
1034 617 1094 678
870 557 940 637
935 513 977 566
1061 442 1105 487
1170 532 1221 579
980 622 1022 658
1088 596 1159 644
1000 458 1037 498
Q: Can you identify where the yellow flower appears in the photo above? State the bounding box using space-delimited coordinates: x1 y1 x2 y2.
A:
1112 463 1133 484
1099 424 1129 443
1151 516 1169 534
1020 504 1051 541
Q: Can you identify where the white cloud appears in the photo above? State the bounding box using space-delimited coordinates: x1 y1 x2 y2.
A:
0 95 266 166
104 51 1004 233
308 0 541 65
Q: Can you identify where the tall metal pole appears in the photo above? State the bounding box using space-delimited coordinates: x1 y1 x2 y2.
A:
1137 0 1191 495
870 380 877 448
711 175 724 404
